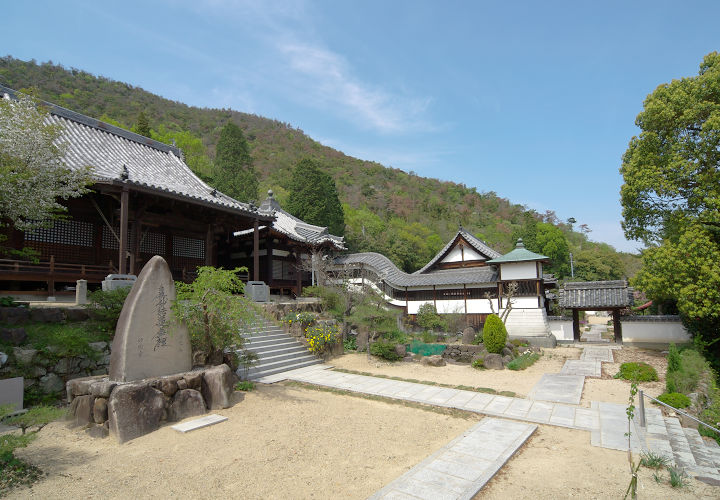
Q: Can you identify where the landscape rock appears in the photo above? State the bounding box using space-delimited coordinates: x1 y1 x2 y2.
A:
64 308 89 322
109 255 191 382
39 373 65 393
30 308 65 323
108 383 166 443
201 364 234 409
93 397 108 424
421 355 446 367
68 375 107 401
0 307 30 324
13 347 38 365
0 352 7 367
402 355 414 363
89 380 117 398
29 365 47 377
356 330 369 351
483 353 504 370
168 389 206 421
192 351 208 366
0 327 27 345
23 378 36 388
394 344 407 358
502 347 514 357
88 342 108 352
502 355 513 366
85 424 109 438
69 394 96 426
462 327 476 345
183 371 203 390
152 376 181 397
177 378 188 390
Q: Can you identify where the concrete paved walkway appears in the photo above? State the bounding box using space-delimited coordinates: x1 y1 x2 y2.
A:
368 418 536 500
527 373 585 404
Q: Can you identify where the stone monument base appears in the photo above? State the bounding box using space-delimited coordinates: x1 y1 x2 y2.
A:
66 364 236 443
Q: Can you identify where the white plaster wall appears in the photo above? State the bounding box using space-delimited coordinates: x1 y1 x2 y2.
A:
621 320 691 345
407 299 495 315
442 247 464 263
500 261 537 280
548 318 574 341
501 297 540 309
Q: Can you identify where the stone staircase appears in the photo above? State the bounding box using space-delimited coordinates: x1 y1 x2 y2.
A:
642 406 720 483
504 308 552 337
238 318 322 381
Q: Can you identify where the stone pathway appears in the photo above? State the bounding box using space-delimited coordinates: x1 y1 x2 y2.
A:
561 359 601 377
527 373 585 404
368 418 536 500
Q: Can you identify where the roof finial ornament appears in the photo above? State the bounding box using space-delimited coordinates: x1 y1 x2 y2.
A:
267 189 274 199
210 188 217 197
459 222 464 231
516 238 525 248
121 164 129 180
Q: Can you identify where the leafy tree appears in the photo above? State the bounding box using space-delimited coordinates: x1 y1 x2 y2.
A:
286 158 345 236
573 245 625 281
172 266 257 363
0 91 91 256
416 303 446 331
620 52 720 245
214 122 258 203
151 125 214 180
133 111 151 137
535 223 570 277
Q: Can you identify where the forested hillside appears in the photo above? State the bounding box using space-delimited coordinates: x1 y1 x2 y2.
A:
0 56 638 277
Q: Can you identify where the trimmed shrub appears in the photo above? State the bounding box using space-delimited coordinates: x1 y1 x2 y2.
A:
482 314 507 354
370 340 402 361
657 392 691 409
615 362 658 382
416 303 446 331
506 352 540 371
471 358 484 369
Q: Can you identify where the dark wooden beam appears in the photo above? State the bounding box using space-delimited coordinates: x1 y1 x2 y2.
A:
613 310 622 343
119 187 129 274
572 309 580 342
253 220 260 281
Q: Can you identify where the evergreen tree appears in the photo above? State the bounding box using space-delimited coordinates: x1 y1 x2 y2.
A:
134 111 151 138
286 158 345 236
214 122 258 203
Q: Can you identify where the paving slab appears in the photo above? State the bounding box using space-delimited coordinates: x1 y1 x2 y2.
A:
527 373 585 404
581 347 614 363
254 363 333 384
171 414 228 433
368 418 537 500
590 401 643 452
561 359 602 377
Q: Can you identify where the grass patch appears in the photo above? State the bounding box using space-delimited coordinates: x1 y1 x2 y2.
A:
331 368 516 397
614 362 658 382
235 381 255 391
639 451 670 469
667 465 688 488
0 453 44 496
284 381 480 420
656 392 691 409
0 321 111 358
506 352 540 371
666 349 708 394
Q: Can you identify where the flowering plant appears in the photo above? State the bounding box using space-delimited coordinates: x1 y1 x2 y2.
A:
304 323 340 355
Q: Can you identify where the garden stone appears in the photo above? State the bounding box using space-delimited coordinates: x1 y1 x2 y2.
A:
65 308 89 321
108 383 166 443
177 378 188 390
30 365 46 377
402 355 414 363
54 358 74 375
421 355 446 367
152 375 181 397
502 347 514 357
192 351 208 366
67 375 105 401
462 327 476 344
356 330 369 351
79 358 92 370
90 379 117 398
168 389 206 421
40 373 65 393
200 364 234 409
109 255 191 382
0 327 27 345
484 353 503 370
502 355 513 365
93 397 108 423
23 378 36 388
394 344 407 358
0 352 7 367
89 342 108 352
13 347 38 365
183 371 203 390
0 307 30 324
69 394 95 426
30 308 64 323
85 424 109 438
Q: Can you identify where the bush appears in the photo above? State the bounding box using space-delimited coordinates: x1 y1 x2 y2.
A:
302 286 344 320
343 337 357 351
370 340 402 361
22 322 109 358
0 296 18 307
510 339 529 348
667 343 681 372
421 330 436 344
615 362 658 382
304 323 340 355
656 392 691 409
471 358 484 369
506 352 540 371
234 381 255 391
482 314 507 354
84 286 130 332
416 303 446 331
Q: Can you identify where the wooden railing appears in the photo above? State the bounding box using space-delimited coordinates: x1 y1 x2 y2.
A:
0 257 114 282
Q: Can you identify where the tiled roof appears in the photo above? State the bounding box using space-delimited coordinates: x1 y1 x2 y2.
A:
0 84 265 219
487 239 549 264
335 252 498 288
415 228 501 274
558 281 634 309
250 191 345 249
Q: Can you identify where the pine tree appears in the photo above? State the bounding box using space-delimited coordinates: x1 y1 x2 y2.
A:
286 158 345 236
214 122 258 203
134 111 151 137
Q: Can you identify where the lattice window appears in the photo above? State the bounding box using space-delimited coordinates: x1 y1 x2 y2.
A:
140 232 165 254
102 225 120 250
173 236 205 259
25 220 94 246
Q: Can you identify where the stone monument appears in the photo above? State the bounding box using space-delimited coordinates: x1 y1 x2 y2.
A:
109 256 191 382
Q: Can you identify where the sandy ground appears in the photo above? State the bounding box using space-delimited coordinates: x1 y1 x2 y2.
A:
8 346 717 499
9 384 476 499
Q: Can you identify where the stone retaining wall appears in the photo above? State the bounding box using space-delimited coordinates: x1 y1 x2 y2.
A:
66 364 235 443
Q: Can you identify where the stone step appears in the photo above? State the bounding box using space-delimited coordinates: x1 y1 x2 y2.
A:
246 339 303 353
253 344 309 358
244 333 295 344
664 417 698 470
254 348 314 364
246 358 323 380
683 427 720 469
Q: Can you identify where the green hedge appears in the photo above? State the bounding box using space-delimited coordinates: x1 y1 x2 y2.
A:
482 314 507 354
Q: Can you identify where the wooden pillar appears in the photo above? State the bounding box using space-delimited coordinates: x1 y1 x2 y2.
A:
118 187 129 274
48 255 55 296
130 221 141 275
295 251 302 297
433 285 437 309
572 309 580 342
405 287 409 314
205 224 213 266
253 220 260 281
265 236 273 286
613 309 623 343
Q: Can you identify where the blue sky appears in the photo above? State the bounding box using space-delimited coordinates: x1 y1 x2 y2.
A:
4 1 720 252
